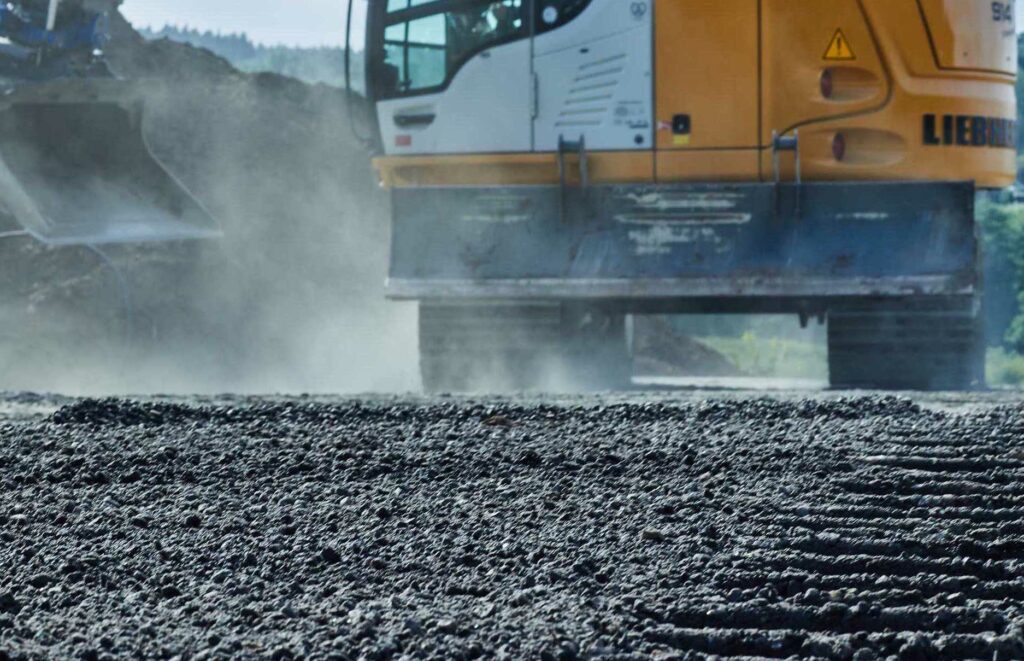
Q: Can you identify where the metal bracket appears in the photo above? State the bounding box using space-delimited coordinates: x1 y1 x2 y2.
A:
772 130 801 220
558 135 588 223
558 134 589 189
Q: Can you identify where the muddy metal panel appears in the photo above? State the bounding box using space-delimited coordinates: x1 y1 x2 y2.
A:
388 181 977 301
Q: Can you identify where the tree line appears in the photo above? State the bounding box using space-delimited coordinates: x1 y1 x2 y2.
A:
138 25 347 87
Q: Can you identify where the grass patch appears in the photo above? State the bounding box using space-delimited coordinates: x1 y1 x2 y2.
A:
987 348 1024 387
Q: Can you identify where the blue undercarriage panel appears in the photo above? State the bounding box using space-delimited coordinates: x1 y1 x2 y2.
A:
388 181 978 302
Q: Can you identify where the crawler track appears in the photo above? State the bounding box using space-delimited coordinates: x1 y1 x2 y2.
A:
1 395 1023 658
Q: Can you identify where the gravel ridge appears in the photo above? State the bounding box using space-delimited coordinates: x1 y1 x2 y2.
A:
2 395 1024 659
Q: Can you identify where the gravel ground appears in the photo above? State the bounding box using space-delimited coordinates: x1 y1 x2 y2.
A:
2 392 1024 659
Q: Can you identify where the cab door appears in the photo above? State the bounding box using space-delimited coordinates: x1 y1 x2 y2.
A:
375 0 533 156
655 0 760 181
532 0 655 152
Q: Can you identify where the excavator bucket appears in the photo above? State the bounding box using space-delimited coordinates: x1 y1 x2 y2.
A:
0 79 218 246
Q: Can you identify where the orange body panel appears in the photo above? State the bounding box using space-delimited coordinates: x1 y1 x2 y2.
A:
377 0 1017 189
654 0 759 151
760 0 889 143
652 0 761 181
765 0 1016 187
655 150 760 181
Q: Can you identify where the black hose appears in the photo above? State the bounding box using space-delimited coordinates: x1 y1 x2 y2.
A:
344 0 376 151
344 0 354 95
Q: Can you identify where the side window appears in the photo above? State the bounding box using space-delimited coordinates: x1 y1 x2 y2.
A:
384 16 447 92
535 0 593 33
379 0 527 98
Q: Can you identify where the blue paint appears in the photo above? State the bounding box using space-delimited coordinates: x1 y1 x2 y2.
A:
0 7 105 52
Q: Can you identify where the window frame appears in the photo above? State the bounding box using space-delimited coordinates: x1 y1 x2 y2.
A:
534 0 593 35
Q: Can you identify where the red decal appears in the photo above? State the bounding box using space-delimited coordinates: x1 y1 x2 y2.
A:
395 135 412 147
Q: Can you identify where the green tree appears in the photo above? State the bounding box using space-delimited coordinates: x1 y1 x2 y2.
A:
978 196 1024 349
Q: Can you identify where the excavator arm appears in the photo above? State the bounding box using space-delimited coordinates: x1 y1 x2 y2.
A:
0 0 218 245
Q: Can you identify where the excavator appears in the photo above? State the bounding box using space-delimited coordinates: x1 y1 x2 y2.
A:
345 0 1018 391
0 0 215 246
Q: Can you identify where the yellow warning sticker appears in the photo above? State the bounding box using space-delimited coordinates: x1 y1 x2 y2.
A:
673 135 690 146
823 29 855 61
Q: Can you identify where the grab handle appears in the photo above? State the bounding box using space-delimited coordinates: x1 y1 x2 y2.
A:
393 113 436 128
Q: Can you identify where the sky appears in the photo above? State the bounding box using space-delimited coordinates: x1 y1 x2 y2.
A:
123 0 1024 48
121 0 349 47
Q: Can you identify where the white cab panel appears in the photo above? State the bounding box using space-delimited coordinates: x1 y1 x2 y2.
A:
533 0 653 151
378 39 532 156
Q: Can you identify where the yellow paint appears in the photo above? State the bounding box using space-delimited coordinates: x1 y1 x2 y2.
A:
823 29 856 61
656 149 761 182
375 152 654 188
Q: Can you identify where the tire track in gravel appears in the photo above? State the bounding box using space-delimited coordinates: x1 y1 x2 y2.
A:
709 403 1024 660
1 395 1023 659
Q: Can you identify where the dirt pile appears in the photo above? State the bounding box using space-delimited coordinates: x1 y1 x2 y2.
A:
1 393 1023 657
0 12 417 394
633 316 740 377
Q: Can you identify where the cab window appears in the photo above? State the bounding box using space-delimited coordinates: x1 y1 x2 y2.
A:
378 0 527 98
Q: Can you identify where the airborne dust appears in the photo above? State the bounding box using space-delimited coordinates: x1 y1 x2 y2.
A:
0 14 419 395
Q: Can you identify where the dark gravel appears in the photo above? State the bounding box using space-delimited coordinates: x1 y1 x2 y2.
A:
2 395 1024 659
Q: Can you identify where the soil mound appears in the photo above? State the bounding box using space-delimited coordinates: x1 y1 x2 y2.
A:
634 316 741 377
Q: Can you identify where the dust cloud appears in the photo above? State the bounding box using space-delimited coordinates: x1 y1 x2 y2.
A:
0 15 419 395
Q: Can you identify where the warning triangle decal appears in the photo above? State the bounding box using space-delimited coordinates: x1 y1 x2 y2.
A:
823 29 855 61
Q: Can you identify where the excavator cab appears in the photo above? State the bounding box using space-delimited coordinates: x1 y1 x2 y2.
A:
0 0 217 245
